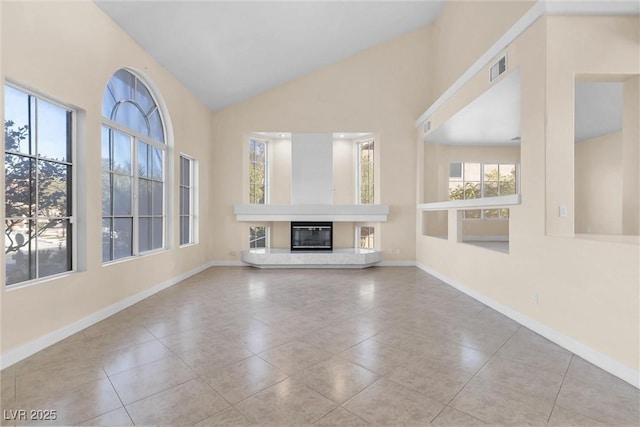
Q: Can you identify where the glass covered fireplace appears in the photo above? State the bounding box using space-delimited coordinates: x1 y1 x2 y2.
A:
291 222 333 251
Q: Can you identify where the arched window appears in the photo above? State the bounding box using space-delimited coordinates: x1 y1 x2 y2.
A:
101 69 167 262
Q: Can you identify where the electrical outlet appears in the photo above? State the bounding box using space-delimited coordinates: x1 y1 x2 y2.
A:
532 291 539 304
559 206 568 218
395 248 401 255
229 250 236 256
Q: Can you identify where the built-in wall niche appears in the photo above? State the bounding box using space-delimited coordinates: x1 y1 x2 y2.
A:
418 68 521 251
458 209 510 253
422 211 448 240
574 76 639 239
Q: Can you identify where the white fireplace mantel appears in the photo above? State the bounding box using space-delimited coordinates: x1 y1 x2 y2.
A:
233 204 389 222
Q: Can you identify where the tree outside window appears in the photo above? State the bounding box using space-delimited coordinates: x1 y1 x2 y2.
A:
4 85 73 286
448 162 517 219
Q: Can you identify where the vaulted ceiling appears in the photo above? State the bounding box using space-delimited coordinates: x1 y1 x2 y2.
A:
95 0 446 111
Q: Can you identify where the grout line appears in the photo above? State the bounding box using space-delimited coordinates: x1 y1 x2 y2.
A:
547 353 574 424
444 325 522 410
101 366 136 426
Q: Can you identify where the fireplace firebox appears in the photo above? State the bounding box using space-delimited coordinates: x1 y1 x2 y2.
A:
291 222 333 251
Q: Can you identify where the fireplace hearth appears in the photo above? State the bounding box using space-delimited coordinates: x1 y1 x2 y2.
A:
291 222 333 251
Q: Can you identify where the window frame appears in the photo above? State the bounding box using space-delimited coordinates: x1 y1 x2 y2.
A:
101 70 168 264
4 82 77 288
356 138 375 205
179 153 198 247
356 225 375 249
249 138 269 205
249 225 269 249
448 161 519 220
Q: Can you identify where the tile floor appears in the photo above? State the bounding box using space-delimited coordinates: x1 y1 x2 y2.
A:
1 267 638 426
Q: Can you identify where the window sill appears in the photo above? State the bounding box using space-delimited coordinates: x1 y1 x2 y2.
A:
5 270 76 291
417 194 521 211
102 247 168 267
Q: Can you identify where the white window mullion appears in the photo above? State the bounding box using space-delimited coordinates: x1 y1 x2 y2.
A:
132 136 139 256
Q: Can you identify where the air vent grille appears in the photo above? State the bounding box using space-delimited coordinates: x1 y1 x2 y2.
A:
490 55 507 82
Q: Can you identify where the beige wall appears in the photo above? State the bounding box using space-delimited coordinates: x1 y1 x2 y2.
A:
432 0 536 99
1 1 213 353
575 132 623 234
417 16 639 376
211 26 433 260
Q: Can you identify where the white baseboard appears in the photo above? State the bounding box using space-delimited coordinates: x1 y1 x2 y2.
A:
0 261 215 370
209 260 246 267
462 235 509 242
378 260 417 267
416 262 640 389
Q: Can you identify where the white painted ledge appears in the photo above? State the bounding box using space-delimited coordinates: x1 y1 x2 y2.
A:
241 248 382 268
234 204 389 222
417 194 521 211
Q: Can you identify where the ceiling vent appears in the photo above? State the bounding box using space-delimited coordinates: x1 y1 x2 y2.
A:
490 54 507 82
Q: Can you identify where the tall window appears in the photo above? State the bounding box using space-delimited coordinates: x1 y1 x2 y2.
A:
180 155 197 246
449 162 517 219
357 225 375 249
4 85 73 286
357 139 374 204
249 226 268 249
102 69 166 262
249 138 267 204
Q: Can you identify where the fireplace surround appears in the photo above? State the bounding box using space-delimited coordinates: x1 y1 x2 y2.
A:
291 222 333 251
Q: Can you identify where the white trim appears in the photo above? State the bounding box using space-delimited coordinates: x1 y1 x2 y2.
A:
209 260 245 267
417 194 521 211
461 235 509 242
0 261 214 370
415 0 639 129
415 262 640 389
378 260 416 267
234 203 389 222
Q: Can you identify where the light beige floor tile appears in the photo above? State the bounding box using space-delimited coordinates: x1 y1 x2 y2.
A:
158 327 228 353
547 405 608 426
430 406 487 426
201 355 288 404
227 327 296 354
313 406 369 426
77 407 133 426
16 362 106 402
418 341 491 375
258 340 333 375
555 357 640 425
497 327 572 376
387 357 473 404
338 338 411 375
476 355 564 405
371 327 435 354
16 378 121 426
444 324 512 354
176 340 253 377
298 327 368 355
194 406 253 426
143 314 203 338
126 378 229 426
108 356 196 404
82 326 157 353
101 339 173 376
294 357 378 403
235 378 336 425
343 378 444 425
1 369 16 410
450 377 553 426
